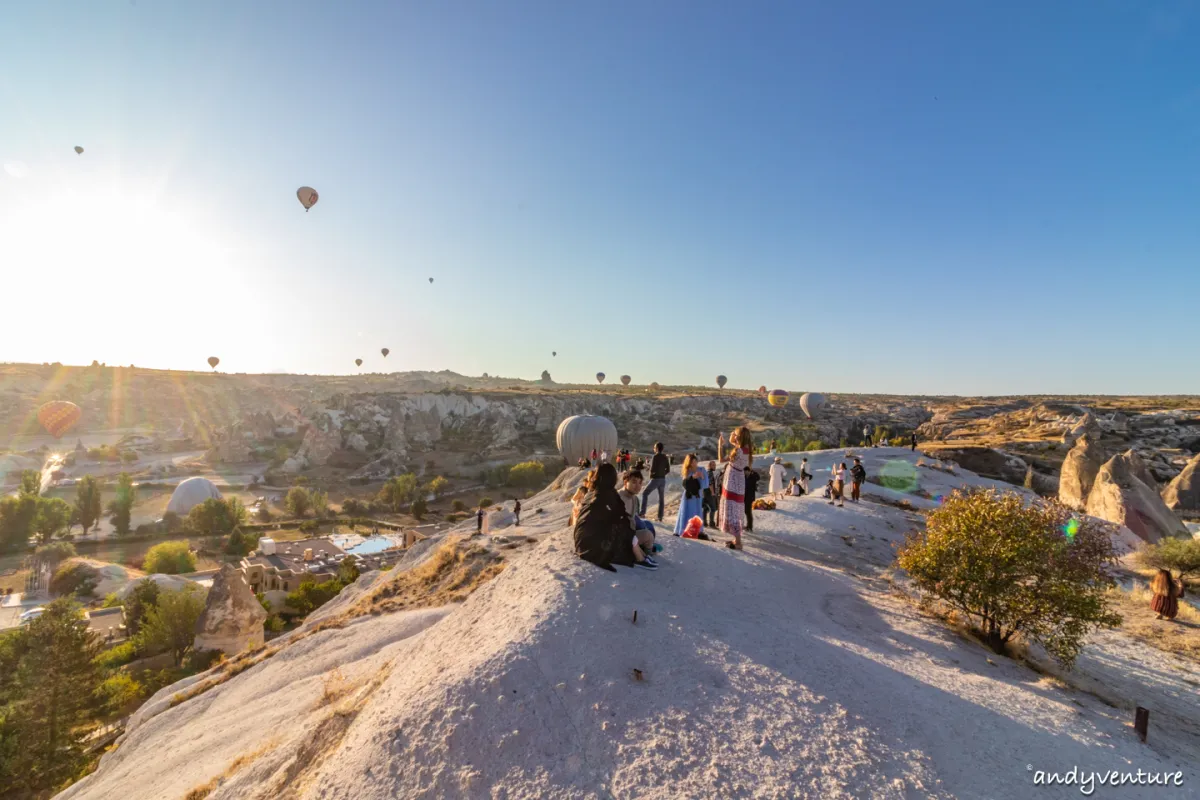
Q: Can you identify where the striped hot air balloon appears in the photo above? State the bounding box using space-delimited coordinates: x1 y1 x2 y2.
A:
37 401 82 439
596 372 605 384
767 389 789 408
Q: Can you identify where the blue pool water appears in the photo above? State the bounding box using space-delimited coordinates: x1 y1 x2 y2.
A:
344 536 400 555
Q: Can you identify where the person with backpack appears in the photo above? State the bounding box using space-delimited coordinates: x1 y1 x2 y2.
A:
743 466 760 532
641 442 670 522
703 460 718 527
850 457 866 502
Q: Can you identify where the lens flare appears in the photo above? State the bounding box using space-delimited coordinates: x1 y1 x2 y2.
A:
879 459 920 494
1063 517 1080 540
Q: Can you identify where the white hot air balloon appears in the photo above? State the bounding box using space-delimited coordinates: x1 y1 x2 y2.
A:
297 186 319 211
799 392 826 419
556 415 618 465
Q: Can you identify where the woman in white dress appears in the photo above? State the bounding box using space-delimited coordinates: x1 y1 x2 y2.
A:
768 456 786 499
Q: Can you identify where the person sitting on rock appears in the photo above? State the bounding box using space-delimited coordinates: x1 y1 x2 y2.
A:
618 470 658 559
574 463 656 571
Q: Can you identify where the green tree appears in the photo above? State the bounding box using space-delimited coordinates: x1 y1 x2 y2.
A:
451 499 466 513
120 450 138 464
19 470 41 496
478 497 494 509
508 461 546 487
161 511 182 533
427 476 450 498
309 489 328 518
0 494 39 552
73 475 103 534
410 498 428 520
285 487 311 518
284 577 344 617
378 474 419 512
0 599 101 795
34 541 76 566
122 577 161 637
337 556 360 585
896 489 1121 668
96 672 142 714
33 497 72 544
138 587 206 667
143 541 196 575
49 562 99 598
107 472 137 535
1138 537 1200 583
186 497 246 535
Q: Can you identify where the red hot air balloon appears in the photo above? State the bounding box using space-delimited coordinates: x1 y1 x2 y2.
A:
38 401 82 439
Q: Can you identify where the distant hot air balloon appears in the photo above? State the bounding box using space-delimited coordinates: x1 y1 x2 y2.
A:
207 357 219 370
758 385 767 395
799 392 826 419
355 358 363 367
650 382 660 389
552 351 557 357
37 401 82 439
381 348 390 357
620 375 631 386
596 372 606 384
428 278 434 284
767 389 789 408
74 146 84 155
716 375 727 389
297 186 318 211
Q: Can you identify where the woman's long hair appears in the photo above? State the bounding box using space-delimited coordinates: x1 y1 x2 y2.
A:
1151 569 1176 597
729 426 754 466
591 462 618 495
681 453 697 479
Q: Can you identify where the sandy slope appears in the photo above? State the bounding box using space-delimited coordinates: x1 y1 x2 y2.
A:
62 450 1199 800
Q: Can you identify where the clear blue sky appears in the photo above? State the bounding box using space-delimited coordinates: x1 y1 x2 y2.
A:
2 1 1198 395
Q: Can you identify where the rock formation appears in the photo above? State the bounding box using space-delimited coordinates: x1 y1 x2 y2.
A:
1061 411 1100 446
193 564 267 656
926 447 1028 486
1084 450 1189 544
1058 433 1105 511
1162 452 1200 513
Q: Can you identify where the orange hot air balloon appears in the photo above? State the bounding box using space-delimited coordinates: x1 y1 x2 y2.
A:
207 356 219 370
767 389 789 408
38 401 82 439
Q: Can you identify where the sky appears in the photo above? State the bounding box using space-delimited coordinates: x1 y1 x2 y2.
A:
2 1 1199 395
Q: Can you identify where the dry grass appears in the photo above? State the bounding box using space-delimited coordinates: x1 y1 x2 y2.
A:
354 536 506 617
320 667 352 706
180 737 280 800
0 568 28 594
1108 585 1200 662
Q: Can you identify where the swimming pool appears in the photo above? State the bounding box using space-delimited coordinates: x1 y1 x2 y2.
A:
336 535 404 555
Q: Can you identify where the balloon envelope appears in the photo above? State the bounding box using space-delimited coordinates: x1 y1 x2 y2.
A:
767 389 789 408
620 375 631 386
716 375 727 389
297 186 318 211
381 348 389 357
355 359 363 367
758 385 767 394
428 278 434 284
556 415 618 465
596 372 605 383
74 146 84 155
799 392 826 419
207 356 219 370
37 401 82 438
552 351 556 357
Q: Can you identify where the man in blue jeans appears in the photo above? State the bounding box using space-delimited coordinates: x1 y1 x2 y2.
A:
641 442 670 522
619 470 658 560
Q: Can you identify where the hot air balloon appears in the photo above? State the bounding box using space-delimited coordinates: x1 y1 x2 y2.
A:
207 356 219 370
758 385 767 395
620 375 631 386
556 415 618 466
381 348 390 357
355 358 363 367
716 375 727 389
552 351 557 357
37 401 82 439
650 382 660 389
297 186 318 211
428 278 434 284
799 392 826 419
767 389 789 408
596 372 605 384
74 146 84 155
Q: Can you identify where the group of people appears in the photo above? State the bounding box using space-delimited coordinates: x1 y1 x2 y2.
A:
820 458 867 507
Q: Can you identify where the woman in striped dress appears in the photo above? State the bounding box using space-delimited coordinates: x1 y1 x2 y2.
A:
719 427 754 550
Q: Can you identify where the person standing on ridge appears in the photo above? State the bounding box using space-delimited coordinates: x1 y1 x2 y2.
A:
674 455 706 535
850 457 866 503
800 457 811 495
513 498 522 526
829 462 846 507
863 425 871 447
591 447 598 465
703 460 718 527
476 506 484 534
720 427 753 550
641 442 670 522
743 465 760 532
768 456 786 500
910 433 917 452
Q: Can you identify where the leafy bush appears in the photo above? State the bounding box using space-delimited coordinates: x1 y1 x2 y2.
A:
378 474 419 512
896 489 1121 668
804 442 824 452
309 489 329 518
1137 537 1200 582
161 511 182 533
298 520 319 533
265 615 286 633
96 672 143 713
337 556 360 585
507 461 546 488
123 578 161 636
426 476 450 498
451 499 466 513
341 498 367 516
446 512 462 523
285 577 345 617
34 541 76 565
187 497 246 535
50 562 99 598
94 639 139 670
285 487 312 518
143 541 196 575
410 498 428 520
256 503 273 522
479 497 493 509
888 436 908 447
